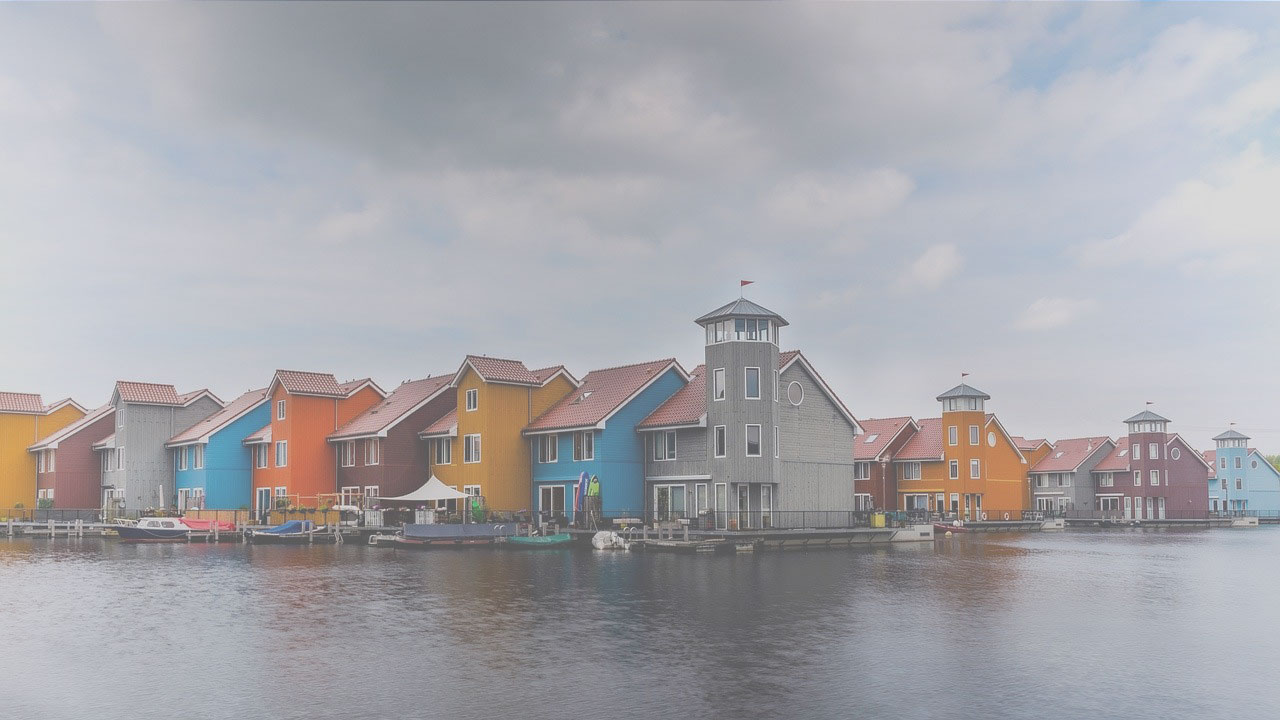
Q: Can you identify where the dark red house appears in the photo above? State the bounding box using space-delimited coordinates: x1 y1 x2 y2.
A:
854 416 919 511
28 404 115 509
327 375 455 503
1090 410 1211 520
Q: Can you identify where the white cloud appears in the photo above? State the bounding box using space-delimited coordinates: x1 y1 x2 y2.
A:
1197 72 1280 134
898 244 962 292
764 169 914 231
1014 297 1097 331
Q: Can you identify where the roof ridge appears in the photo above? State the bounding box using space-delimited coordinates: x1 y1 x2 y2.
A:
465 354 528 365
583 357 677 375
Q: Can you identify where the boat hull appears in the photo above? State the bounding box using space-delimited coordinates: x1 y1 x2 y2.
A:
115 526 189 542
503 533 574 548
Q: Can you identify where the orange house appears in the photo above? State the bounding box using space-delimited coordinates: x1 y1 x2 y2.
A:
895 384 1036 521
247 370 384 515
419 356 576 514
1 393 86 509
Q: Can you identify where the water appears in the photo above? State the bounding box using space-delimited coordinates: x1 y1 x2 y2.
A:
2 529 1276 720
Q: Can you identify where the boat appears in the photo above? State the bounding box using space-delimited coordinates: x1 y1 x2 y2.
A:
933 522 969 534
179 517 235 531
114 517 191 542
391 522 517 549
503 533 573 548
246 520 324 544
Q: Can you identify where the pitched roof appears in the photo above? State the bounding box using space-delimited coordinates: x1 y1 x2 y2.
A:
28 405 114 451
1167 434 1212 469
1031 436 1112 473
1093 436 1132 472
92 433 116 450
895 417 943 461
42 398 87 414
1204 450 1216 478
0 391 46 414
695 298 789 327
638 364 707 429
419 407 458 437
115 381 182 406
167 388 268 446
330 376 452 440
527 359 684 433
1125 410 1170 424
854 417 916 461
273 370 345 397
936 383 990 401
1213 429 1250 441
242 423 272 445
457 355 541 386
337 378 386 397
1011 436 1048 452
176 388 224 407
777 350 862 434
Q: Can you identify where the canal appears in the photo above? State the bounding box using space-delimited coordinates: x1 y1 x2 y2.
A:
2 529 1276 719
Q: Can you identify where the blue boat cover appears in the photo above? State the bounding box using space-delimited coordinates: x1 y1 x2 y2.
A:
402 523 517 539
260 520 312 535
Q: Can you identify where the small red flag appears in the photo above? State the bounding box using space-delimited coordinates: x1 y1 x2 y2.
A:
740 280 754 287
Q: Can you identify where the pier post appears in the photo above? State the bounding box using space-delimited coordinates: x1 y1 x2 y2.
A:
683 524 689 541
213 523 219 543
76 519 83 538
48 519 55 539
7 518 13 537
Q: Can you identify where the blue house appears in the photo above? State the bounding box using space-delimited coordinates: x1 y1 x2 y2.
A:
1207 428 1280 517
165 388 270 511
523 359 688 521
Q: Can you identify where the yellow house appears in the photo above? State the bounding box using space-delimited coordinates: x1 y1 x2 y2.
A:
419 356 576 513
1 392 87 509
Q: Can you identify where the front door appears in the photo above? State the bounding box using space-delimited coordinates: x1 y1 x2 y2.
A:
737 485 750 530
1124 496 1132 519
1158 497 1166 519
256 487 271 523
177 488 190 513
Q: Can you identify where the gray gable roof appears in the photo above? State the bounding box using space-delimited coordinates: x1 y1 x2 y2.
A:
935 383 990 401
1125 410 1170 423
1213 429 1250 441
694 298 789 327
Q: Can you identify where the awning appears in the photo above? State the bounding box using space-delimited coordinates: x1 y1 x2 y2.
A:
373 476 469 502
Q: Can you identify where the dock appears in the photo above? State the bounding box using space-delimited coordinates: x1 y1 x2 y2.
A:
2 519 400 543
569 522 935 553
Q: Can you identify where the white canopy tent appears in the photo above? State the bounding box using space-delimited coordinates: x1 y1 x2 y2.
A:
372 476 469 503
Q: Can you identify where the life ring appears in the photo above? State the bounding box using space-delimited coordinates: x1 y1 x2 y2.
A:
1003 512 1009 520
981 512 988 521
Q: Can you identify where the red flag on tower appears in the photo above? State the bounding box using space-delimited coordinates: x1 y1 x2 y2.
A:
740 280 754 287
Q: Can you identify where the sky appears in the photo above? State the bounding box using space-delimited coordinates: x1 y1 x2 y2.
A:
2 3 1279 452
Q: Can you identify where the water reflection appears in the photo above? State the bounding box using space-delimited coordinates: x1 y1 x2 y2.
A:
2 530 1278 719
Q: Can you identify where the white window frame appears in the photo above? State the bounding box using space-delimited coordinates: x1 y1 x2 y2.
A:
695 483 709 514
275 440 287 468
255 444 268 469
1098 472 1114 488
774 426 779 459
1149 442 1159 460
364 439 380 466
340 441 355 468
653 431 677 462
364 485 380 501
745 424 762 457
177 447 188 471
744 367 761 400
1150 469 1159 486
572 431 594 462
949 460 959 480
464 485 482 498
434 438 451 465
1132 444 1140 460
948 426 958 446
713 425 727 458
465 388 478 412
713 368 726 402
970 459 980 479
277 399 286 420
537 434 558 464
969 425 979 446
194 444 204 470
117 447 124 471
773 370 779 403
1133 470 1141 486
464 434 482 464
899 462 921 481
854 462 870 481
117 408 124 428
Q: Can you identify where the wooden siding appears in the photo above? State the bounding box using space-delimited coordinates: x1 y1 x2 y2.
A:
335 392 454 499
776 363 858 512
34 411 114 509
0 405 84 508
104 397 223 511
175 399 270 510
896 410 1028 519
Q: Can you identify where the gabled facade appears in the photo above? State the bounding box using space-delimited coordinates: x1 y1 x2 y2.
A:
27 404 112 509
0 393 86 508
1206 429 1280 516
637 299 863 528
524 358 688 521
166 388 270 511
420 356 577 513
247 370 385 515
1089 411 1210 520
895 385 1032 521
853 416 918 511
328 375 455 503
97 382 224 512
1028 436 1115 515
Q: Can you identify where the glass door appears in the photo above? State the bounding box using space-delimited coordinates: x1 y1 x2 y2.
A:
256 487 271 523
761 485 773 528
737 485 750 530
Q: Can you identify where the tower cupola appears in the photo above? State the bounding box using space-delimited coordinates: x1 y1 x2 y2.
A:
1124 410 1169 435
1213 429 1249 450
936 383 990 413
696 298 788 347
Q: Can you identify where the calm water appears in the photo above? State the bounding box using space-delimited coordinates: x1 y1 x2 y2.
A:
2 529 1277 719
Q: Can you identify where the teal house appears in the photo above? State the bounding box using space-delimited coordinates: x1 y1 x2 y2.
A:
1207 428 1280 517
523 359 688 522
166 388 270 511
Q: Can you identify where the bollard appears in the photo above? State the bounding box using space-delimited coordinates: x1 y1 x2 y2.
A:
49 519 55 539
683 524 689 541
212 523 219 543
7 518 13 537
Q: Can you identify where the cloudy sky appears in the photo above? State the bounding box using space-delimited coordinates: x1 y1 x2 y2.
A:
2 3 1278 451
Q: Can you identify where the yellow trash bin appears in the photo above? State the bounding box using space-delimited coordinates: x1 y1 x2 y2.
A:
871 512 886 528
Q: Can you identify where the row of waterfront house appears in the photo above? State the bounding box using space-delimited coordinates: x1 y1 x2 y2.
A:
3 297 1278 525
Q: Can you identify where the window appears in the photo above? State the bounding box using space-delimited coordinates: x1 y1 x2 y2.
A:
713 425 727 458
1133 470 1141 486
48 450 54 472
1132 444 1140 460
1057 473 1070 487
338 441 353 467
539 485 566 516
1171 447 1181 460
1220 457 1226 469
277 399 286 420
117 408 124 428
340 486 360 504
1098 472 1113 487
537 434 557 463
117 447 124 470
948 426 958 446
573 431 594 461
713 368 726 401
653 431 677 461
1036 475 1048 488
950 493 960 514
177 448 188 471
1235 456 1243 469
1150 469 1159 486
274 486 287 497
900 462 921 480
465 388 478 412
275 441 287 467
364 486 380 502
194 444 204 469
464 434 482 464
935 493 946 514
773 370 779 403
970 459 980 479
255 444 268 469
433 438 451 465
949 460 959 480
464 485 482 498
37 452 44 473
854 462 870 480
744 367 761 399
1237 479 1243 490
745 424 762 457
1252 459 1259 469
774 426 779 458
364 439 380 466
969 425 979 446
1149 443 1159 460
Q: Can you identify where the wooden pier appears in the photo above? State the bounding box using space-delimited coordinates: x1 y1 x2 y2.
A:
568 521 936 553
2 519 399 543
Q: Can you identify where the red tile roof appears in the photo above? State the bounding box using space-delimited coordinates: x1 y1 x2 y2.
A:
337 378 385 397
461 356 541 385
638 364 707 429
528 359 682 433
116 381 181 406
1204 450 1216 478
331 376 452 440
1031 436 1112 473
28 405 114 450
1093 436 1132 472
168 389 267 446
92 433 116 450
1011 435 1047 451
530 365 575 385
854 416 915 461
274 370 344 397
0 391 45 414
778 350 800 368
41 397 83 414
176 388 223 407
420 407 458 436
243 423 272 445
895 417 943 461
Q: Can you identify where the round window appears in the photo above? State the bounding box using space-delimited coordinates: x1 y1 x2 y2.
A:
786 381 804 406
1252 460 1259 469
987 431 996 447
1170 447 1180 460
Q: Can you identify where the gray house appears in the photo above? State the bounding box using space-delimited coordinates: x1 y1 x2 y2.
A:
95 381 223 513
1028 436 1115 515
636 298 863 528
